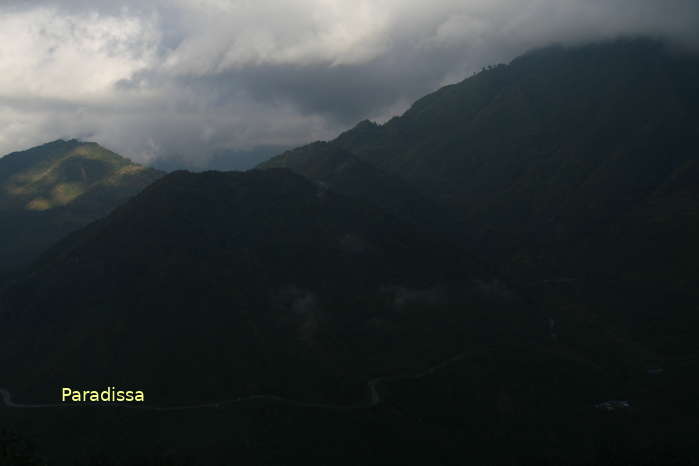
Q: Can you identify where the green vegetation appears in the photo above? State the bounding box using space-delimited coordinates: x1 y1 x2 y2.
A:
0 139 163 280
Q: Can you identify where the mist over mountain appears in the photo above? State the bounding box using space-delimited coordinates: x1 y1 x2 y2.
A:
1 1 698 164
151 145 290 173
0 139 162 280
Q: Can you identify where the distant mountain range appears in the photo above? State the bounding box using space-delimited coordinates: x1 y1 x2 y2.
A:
0 139 163 279
151 145 290 172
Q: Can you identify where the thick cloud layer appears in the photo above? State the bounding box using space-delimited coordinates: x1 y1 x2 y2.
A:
1 0 698 165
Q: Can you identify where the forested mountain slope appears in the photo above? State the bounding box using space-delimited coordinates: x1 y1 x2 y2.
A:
0 139 163 279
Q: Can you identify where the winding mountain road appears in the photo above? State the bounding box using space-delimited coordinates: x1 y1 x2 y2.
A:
0 352 466 412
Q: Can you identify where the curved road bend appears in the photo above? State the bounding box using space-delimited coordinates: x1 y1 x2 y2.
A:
1 352 467 412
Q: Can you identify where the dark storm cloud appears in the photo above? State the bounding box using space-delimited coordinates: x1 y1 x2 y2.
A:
233 41 491 125
1 0 698 165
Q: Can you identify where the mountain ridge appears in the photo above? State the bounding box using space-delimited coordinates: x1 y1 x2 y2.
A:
0 139 163 279
258 141 464 237
270 38 699 281
258 36 699 360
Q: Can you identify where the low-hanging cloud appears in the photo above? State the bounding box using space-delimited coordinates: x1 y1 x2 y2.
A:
1 0 697 166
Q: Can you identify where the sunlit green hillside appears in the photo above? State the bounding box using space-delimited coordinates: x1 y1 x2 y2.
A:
0 139 163 278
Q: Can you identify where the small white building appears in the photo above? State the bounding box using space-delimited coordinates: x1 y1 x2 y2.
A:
594 400 631 411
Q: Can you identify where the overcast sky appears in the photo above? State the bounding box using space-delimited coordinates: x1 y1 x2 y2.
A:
1 0 697 166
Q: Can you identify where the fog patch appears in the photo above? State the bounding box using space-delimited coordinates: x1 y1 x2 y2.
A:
471 279 517 303
271 285 323 343
382 285 447 311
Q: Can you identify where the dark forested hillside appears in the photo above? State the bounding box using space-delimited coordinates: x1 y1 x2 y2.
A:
0 168 530 406
292 39 699 264
1 169 672 466
0 139 163 280
334 39 699 216
273 38 699 358
259 141 462 237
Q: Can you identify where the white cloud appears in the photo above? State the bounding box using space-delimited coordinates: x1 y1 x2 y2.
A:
159 0 393 75
0 0 697 164
0 7 158 99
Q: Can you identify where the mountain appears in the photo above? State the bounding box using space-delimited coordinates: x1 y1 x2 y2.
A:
2 169 662 465
2 38 698 465
0 168 531 406
267 38 699 357
259 142 462 236
333 39 699 214
0 139 163 279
